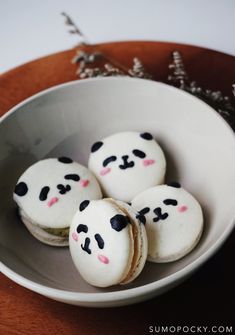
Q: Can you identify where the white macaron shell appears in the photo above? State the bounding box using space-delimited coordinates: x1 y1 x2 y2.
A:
13 158 102 229
88 132 166 202
132 185 203 262
69 200 134 287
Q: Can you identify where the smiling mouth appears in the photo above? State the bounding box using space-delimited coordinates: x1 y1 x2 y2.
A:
153 207 169 222
119 161 135 170
119 155 135 170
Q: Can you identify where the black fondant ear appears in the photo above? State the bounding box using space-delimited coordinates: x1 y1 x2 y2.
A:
132 149 146 158
110 214 130 232
139 207 150 215
167 182 181 188
58 157 73 163
91 141 103 153
140 132 153 140
14 182 28 196
79 200 90 211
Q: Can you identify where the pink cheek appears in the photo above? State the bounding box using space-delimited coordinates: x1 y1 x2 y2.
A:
47 197 59 207
97 254 109 264
143 159 155 167
80 179 89 187
178 205 188 213
72 232 78 242
100 167 111 176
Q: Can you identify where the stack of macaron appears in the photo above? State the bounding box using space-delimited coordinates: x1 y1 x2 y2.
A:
13 131 203 288
13 157 102 246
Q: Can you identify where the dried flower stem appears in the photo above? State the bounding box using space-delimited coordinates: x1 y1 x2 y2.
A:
61 12 88 44
168 51 188 89
168 51 235 129
62 12 151 78
128 58 152 79
62 13 235 128
101 54 134 76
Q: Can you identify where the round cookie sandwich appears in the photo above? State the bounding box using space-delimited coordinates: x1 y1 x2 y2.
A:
88 131 166 202
69 198 148 287
13 157 102 246
131 183 203 263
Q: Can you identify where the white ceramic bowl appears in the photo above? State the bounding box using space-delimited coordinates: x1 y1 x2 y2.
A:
0 77 234 307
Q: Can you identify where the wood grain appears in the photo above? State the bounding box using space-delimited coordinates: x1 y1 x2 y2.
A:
0 42 234 334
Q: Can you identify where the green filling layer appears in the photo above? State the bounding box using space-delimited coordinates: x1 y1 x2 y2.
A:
43 227 70 237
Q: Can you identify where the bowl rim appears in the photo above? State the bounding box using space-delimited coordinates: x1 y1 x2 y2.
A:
1 76 235 133
0 77 235 304
1 221 234 303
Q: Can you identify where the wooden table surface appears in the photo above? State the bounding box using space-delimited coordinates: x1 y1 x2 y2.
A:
0 42 234 334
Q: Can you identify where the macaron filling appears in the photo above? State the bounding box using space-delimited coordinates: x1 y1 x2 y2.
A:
107 199 147 284
19 208 69 246
42 227 69 237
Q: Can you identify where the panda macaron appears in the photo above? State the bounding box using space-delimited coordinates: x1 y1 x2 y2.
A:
13 157 102 246
88 132 166 202
69 198 148 287
132 183 204 263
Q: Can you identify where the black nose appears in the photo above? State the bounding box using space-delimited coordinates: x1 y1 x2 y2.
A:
57 184 71 195
119 155 134 170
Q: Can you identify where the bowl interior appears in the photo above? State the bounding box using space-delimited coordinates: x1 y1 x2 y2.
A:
0 77 235 295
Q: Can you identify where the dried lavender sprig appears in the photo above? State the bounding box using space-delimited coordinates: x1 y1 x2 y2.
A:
128 58 152 79
73 51 152 79
78 63 125 79
61 12 152 78
168 51 188 89
61 12 88 44
71 50 102 65
168 50 235 129
77 58 152 79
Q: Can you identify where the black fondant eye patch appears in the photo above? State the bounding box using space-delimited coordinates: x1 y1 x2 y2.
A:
167 182 181 188
163 199 178 206
110 214 131 232
39 186 50 201
132 149 146 159
79 200 90 211
139 207 150 215
94 233 104 249
140 132 153 140
103 156 117 167
58 157 73 163
136 207 150 225
77 224 88 233
14 182 28 196
91 141 103 153
64 174 80 181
